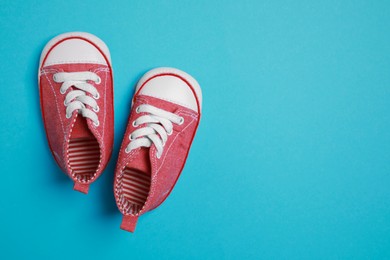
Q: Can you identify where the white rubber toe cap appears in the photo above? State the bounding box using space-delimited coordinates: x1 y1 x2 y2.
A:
39 32 111 68
135 67 202 112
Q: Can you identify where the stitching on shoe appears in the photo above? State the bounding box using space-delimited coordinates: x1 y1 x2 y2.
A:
89 122 103 182
43 71 67 168
148 112 197 202
42 72 66 137
115 150 138 214
66 115 77 177
93 67 110 73
41 68 59 75
154 113 196 174
101 70 108 140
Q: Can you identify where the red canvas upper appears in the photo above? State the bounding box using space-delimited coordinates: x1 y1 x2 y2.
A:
40 49 114 194
114 71 201 232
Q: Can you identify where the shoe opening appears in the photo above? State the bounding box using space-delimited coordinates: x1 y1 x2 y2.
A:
68 117 100 182
121 167 151 215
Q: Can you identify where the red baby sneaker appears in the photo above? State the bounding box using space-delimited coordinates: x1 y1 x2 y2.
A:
114 67 202 232
38 32 114 194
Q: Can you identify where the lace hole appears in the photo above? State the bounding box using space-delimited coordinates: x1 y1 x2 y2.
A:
129 134 134 140
135 106 142 113
64 100 68 106
60 89 66 95
93 105 100 112
93 93 100 99
65 113 71 119
178 117 184 125
132 121 138 127
125 147 130 154
95 76 101 84
53 74 59 82
93 121 100 127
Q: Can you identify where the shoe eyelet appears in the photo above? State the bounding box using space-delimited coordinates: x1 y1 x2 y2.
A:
132 121 138 127
125 147 130 154
93 121 100 127
129 134 134 140
60 89 66 95
65 113 71 119
95 76 101 85
53 74 59 82
135 106 141 113
64 100 68 106
93 105 100 112
178 117 184 125
93 93 100 99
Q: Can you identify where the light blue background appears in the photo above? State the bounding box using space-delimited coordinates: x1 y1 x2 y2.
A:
1 0 389 259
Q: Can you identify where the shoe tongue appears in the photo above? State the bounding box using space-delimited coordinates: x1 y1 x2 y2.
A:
126 147 151 174
71 116 95 139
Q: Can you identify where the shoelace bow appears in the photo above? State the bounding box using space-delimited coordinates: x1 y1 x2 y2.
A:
125 104 184 158
53 72 101 126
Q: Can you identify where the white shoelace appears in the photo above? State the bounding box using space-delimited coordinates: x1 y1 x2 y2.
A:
53 72 101 126
125 104 184 158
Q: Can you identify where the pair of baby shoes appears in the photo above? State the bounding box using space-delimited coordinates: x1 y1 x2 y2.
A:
38 32 202 232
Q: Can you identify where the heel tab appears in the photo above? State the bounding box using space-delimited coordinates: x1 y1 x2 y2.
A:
120 215 139 233
73 182 89 194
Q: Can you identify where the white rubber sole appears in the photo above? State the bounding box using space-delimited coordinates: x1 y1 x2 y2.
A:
135 67 203 111
38 32 112 78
